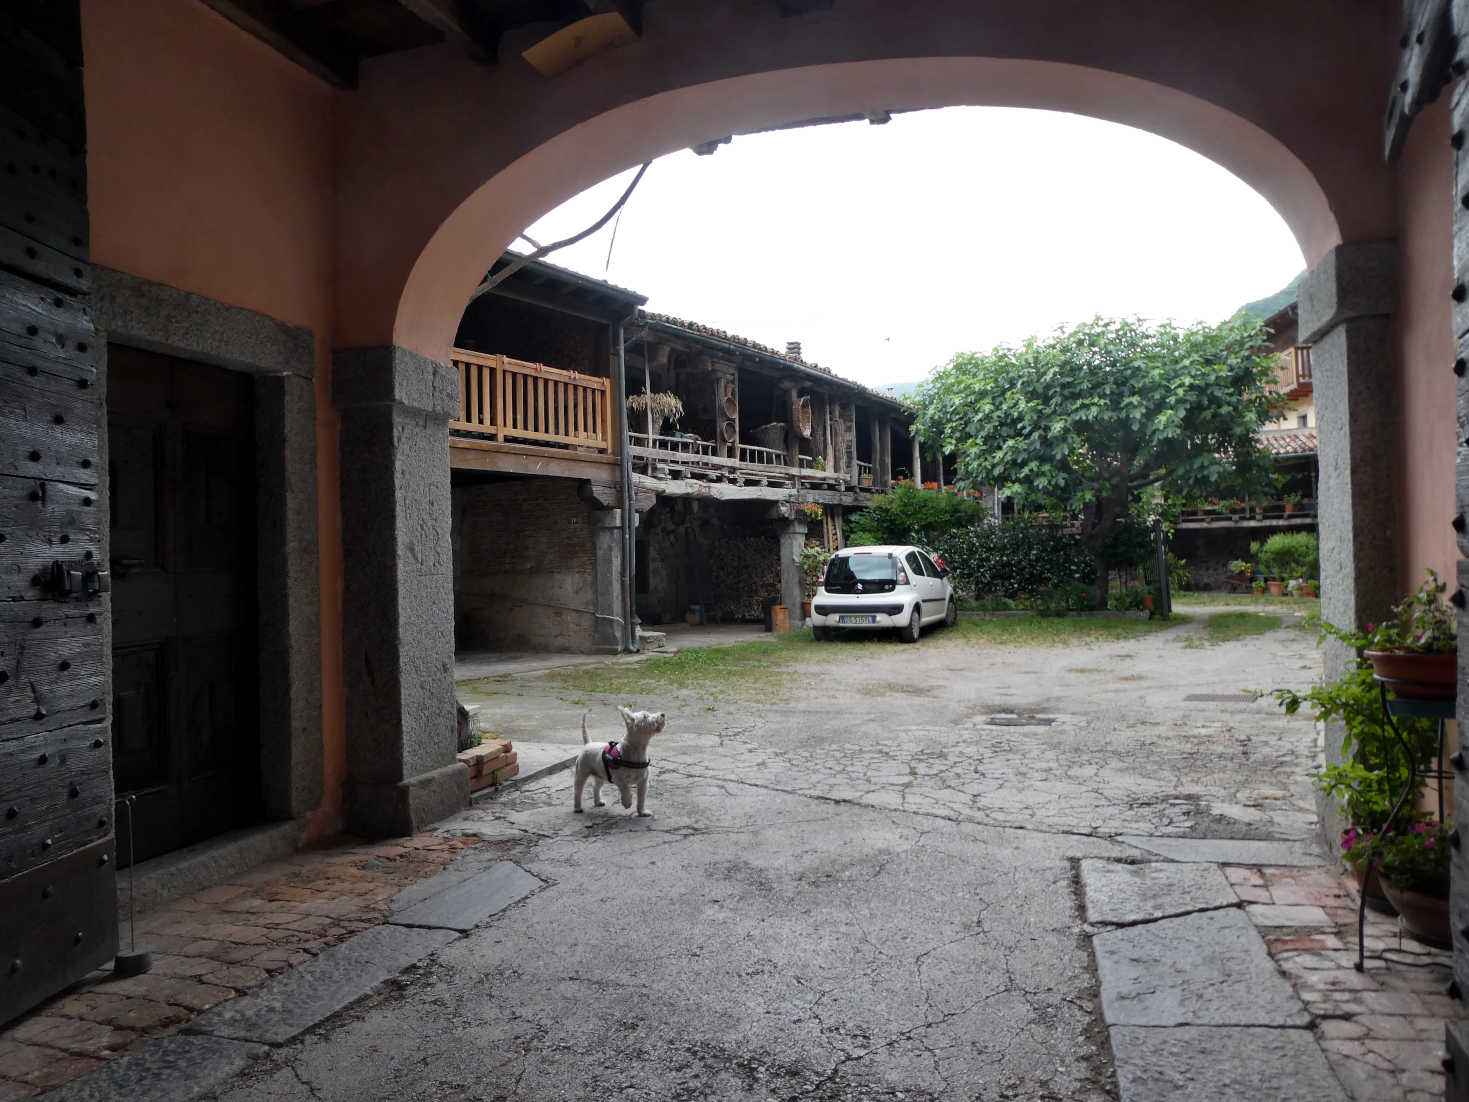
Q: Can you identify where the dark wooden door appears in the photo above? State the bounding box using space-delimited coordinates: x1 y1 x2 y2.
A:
108 345 260 865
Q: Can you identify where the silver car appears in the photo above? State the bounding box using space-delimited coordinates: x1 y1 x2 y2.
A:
809 544 957 643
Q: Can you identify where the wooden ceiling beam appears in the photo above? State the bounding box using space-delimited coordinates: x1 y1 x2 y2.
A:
201 0 358 87
395 0 499 62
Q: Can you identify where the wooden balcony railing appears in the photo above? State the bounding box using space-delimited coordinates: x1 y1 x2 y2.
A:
449 349 612 454
1292 346 1312 387
738 443 787 467
630 431 714 458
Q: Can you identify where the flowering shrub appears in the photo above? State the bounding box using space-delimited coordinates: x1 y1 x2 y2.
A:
1359 822 1451 898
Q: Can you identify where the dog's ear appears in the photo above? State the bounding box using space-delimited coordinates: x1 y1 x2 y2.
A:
617 705 634 726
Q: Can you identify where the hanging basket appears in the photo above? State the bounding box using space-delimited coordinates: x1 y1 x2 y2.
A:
794 396 813 439
1363 650 1458 701
722 395 738 419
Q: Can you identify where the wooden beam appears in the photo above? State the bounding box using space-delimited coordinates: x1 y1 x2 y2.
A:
396 0 498 63
201 0 358 88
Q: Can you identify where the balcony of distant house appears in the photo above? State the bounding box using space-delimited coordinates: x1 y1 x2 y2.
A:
624 314 914 498
1175 425 1318 529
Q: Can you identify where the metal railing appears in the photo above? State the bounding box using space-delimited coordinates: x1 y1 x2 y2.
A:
449 349 612 453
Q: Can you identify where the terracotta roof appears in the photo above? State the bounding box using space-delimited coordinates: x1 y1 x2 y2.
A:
1259 428 1317 456
635 311 910 410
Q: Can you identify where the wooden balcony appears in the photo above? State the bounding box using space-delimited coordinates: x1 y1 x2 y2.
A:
1176 499 1318 529
449 349 618 483
629 432 846 490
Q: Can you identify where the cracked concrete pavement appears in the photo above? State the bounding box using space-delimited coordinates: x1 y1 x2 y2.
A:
201 607 1336 1101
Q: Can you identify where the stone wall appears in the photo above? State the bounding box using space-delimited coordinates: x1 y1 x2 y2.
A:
452 477 600 652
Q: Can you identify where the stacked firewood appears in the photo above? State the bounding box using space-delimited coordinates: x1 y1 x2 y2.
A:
709 536 780 621
457 738 518 792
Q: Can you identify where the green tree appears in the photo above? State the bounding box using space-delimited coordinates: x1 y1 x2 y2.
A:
913 316 1283 607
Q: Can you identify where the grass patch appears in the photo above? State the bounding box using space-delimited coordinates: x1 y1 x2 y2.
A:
547 631 841 701
1204 611 1282 643
1174 592 1319 609
548 615 1185 700
943 614 1182 647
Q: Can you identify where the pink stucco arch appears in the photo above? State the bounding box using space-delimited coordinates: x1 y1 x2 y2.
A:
388 57 1341 365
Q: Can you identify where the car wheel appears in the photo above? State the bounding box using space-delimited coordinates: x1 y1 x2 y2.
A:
812 625 828 641
899 606 921 644
944 597 957 628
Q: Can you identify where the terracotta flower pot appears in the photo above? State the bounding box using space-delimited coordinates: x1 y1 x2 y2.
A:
1267 580 1285 596
1344 849 1396 916
1379 880 1451 948
1363 650 1458 701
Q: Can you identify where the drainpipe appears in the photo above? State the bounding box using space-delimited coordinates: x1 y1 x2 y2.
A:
617 314 640 653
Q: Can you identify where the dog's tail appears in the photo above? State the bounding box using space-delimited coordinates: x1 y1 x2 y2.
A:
581 709 591 745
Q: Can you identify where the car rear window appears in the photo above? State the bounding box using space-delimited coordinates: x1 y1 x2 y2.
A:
826 553 897 584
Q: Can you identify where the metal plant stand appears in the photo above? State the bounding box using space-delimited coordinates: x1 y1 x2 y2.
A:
1354 682 1454 971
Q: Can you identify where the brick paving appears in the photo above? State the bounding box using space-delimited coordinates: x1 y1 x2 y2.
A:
0 833 479 1099
1229 865 1456 1102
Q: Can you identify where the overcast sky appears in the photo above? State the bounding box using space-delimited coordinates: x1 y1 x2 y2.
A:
520 106 1306 390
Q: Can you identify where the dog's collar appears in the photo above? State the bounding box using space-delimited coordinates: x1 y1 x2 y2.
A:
603 741 649 772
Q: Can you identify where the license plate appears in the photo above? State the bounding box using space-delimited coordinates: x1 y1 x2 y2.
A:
838 615 876 625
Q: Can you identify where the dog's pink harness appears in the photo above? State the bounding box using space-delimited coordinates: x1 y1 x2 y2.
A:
600 740 649 779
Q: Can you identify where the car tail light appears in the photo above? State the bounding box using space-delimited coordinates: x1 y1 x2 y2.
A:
896 567 910 585
886 605 903 615
932 554 947 571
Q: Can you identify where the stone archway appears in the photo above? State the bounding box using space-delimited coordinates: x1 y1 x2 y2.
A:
386 58 1343 365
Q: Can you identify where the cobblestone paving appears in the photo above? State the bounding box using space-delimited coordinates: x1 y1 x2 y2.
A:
0 835 479 1098
1228 865 1455 1102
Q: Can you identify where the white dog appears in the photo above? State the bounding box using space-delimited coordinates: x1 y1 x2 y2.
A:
573 707 665 817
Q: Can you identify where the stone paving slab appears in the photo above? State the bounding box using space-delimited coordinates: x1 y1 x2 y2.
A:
39 1035 267 1102
188 925 457 1045
1109 1025 1345 1102
1079 860 1237 925
388 861 542 932
1245 902 1333 926
1093 908 1310 1027
1117 836 1325 866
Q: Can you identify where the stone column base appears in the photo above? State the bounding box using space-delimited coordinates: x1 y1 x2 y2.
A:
347 762 470 840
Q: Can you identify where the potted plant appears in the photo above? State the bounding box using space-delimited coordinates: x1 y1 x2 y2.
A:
1359 822 1451 946
1273 613 1444 912
1361 569 1458 700
1251 580 1265 596
796 545 830 619
1283 491 1303 514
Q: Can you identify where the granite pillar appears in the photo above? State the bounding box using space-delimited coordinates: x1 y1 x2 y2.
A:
333 346 468 838
1297 240 1400 853
589 508 626 653
775 517 809 626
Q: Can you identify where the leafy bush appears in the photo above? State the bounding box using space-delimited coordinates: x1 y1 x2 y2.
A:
1108 585 1148 611
1271 610 1440 829
928 517 1094 599
846 482 987 546
1254 531 1318 581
